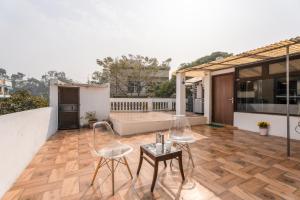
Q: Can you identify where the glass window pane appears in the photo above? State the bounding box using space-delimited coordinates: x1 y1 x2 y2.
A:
239 66 262 78
236 76 300 115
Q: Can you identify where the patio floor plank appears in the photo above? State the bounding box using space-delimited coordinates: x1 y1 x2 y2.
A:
3 125 300 199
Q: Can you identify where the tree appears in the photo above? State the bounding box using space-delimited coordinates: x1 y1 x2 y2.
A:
41 70 72 84
150 76 176 98
18 78 48 98
0 68 9 79
11 72 25 89
151 52 232 97
180 51 232 70
94 55 171 97
95 56 126 96
0 90 48 115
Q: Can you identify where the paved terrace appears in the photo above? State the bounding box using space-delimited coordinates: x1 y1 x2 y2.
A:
3 126 300 200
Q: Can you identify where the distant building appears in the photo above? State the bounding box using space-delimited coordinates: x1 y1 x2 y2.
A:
0 79 12 98
110 67 170 97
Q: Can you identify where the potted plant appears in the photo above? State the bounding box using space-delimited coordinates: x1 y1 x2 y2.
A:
257 121 270 136
84 111 97 129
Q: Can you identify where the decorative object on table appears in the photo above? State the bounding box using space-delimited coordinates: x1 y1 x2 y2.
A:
155 132 164 144
156 143 162 154
90 121 133 195
156 132 161 143
169 115 196 168
84 111 98 128
165 140 172 152
137 143 185 192
257 121 270 136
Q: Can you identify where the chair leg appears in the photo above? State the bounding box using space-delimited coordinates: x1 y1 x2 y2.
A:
170 159 173 168
186 144 195 168
111 159 115 195
123 157 133 179
90 157 103 186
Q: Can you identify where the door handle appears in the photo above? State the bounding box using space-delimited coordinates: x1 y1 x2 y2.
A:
228 97 234 104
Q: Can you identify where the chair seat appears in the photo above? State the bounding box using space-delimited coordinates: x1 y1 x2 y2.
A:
170 135 196 144
96 143 133 158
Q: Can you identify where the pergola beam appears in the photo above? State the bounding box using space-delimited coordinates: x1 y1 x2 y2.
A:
286 46 290 157
178 36 300 74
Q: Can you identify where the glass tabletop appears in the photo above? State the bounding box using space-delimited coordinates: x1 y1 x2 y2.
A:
141 143 181 157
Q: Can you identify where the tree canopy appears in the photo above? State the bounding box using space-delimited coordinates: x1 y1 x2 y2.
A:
0 68 9 79
150 76 176 98
2 69 72 99
152 51 232 98
93 55 171 97
179 51 232 70
0 90 48 115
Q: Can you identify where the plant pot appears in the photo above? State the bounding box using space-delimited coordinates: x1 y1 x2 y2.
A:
259 128 268 136
89 120 97 129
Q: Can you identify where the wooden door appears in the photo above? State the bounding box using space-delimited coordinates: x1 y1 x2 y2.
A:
58 87 80 129
212 73 234 125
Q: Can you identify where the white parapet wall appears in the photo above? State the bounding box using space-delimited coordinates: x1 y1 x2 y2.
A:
110 98 176 112
234 112 300 140
0 107 58 198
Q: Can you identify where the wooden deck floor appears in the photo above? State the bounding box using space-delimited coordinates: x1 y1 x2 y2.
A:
3 125 300 200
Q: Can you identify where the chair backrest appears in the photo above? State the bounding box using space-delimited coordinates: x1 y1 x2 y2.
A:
169 115 192 139
92 121 119 154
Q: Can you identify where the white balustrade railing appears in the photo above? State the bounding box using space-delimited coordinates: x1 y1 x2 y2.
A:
110 98 176 112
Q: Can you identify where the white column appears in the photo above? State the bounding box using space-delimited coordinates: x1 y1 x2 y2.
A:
176 72 186 115
203 71 212 123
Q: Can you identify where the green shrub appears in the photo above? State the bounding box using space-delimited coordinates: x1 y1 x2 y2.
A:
257 121 270 128
0 90 48 115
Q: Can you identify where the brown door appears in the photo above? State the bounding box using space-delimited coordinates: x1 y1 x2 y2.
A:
58 87 80 129
212 73 234 125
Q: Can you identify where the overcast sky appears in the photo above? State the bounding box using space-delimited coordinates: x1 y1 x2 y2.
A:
0 0 299 82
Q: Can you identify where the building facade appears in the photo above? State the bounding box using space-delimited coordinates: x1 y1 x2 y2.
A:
0 79 12 98
176 36 300 140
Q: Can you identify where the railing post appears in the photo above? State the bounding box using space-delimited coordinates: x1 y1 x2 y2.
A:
148 99 153 112
167 99 172 111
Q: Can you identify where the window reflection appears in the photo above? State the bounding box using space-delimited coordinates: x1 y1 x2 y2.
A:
237 77 300 115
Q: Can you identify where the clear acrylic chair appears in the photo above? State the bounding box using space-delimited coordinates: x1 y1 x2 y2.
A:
169 115 196 168
90 121 133 195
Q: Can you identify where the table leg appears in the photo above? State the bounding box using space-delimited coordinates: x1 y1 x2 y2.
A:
178 155 185 181
163 160 167 168
137 148 143 175
151 160 159 192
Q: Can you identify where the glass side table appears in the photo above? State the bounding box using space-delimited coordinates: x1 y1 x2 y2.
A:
136 143 185 192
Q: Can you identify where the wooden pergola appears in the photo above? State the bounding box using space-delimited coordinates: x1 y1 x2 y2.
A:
177 36 300 157
178 36 300 77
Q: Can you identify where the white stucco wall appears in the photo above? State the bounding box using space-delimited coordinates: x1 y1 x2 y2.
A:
0 107 58 198
49 83 58 126
234 112 300 140
49 82 110 127
79 86 110 125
